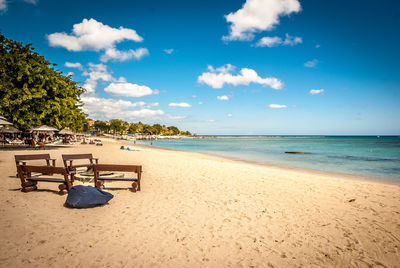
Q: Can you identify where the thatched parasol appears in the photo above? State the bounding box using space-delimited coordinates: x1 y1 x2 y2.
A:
0 116 13 126
30 125 59 132
0 126 22 134
59 127 74 135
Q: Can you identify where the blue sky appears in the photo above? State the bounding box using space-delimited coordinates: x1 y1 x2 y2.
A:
1 0 399 135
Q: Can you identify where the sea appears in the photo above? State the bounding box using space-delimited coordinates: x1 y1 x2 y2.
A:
135 136 400 183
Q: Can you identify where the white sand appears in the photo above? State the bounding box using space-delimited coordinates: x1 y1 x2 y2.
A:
0 138 399 267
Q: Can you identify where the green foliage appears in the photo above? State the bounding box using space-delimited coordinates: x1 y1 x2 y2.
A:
94 120 110 133
109 119 128 134
127 124 138 134
0 32 88 131
167 126 180 135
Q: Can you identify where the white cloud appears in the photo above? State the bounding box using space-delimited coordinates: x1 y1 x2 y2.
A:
67 72 74 77
256 33 302 47
191 95 197 98
256 36 282 47
0 0 6 10
168 102 192 108
282 33 302 45
65 62 83 70
208 64 236 73
198 64 283 89
48 18 147 62
104 82 158 97
82 63 115 94
223 0 301 41
269 104 287 109
100 47 149 62
227 113 233 117
81 96 165 120
198 101 203 105
167 115 186 120
217 95 230 101
304 59 318 68
309 89 324 95
164 48 174 54
1 0 38 11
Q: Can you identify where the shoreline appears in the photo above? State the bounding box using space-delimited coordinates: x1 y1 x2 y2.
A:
131 141 400 186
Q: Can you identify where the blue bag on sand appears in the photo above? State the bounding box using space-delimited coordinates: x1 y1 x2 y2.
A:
65 185 114 208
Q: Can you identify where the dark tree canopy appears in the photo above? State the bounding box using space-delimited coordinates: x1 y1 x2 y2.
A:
0 33 88 132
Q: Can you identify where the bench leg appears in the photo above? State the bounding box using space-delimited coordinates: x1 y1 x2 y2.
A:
95 180 104 190
130 182 138 192
58 184 68 195
21 181 37 192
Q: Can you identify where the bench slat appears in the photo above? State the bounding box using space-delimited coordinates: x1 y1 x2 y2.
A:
27 177 66 183
98 177 138 181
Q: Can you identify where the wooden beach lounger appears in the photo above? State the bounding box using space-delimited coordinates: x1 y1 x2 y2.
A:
17 165 72 194
62 154 99 183
94 164 142 192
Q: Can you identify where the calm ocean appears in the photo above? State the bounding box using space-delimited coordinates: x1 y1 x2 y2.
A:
135 136 400 182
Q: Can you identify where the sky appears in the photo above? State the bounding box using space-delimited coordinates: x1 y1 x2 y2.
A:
1 0 399 135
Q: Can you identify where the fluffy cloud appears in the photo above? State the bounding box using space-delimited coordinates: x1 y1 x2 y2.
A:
104 82 159 97
227 113 233 117
309 89 324 95
168 102 192 108
304 59 318 68
269 104 287 109
198 101 203 105
65 62 83 70
164 48 174 54
82 63 117 94
198 64 283 89
217 95 230 101
100 47 149 62
81 96 165 120
256 33 302 47
48 18 147 62
223 0 301 41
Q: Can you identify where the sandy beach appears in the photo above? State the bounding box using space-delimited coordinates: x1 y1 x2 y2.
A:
0 138 399 267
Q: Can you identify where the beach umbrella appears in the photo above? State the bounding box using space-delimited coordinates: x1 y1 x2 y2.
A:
0 126 22 134
59 127 74 135
30 125 59 132
0 116 13 126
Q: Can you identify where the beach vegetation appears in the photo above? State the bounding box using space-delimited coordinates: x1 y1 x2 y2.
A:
0 32 88 132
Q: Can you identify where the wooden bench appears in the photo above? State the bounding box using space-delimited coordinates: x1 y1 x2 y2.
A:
94 164 142 192
62 154 98 183
17 165 72 195
15 154 56 176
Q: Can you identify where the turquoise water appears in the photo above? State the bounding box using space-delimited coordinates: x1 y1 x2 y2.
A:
136 136 400 182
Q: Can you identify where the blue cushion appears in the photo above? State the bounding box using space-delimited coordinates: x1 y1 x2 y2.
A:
65 185 113 208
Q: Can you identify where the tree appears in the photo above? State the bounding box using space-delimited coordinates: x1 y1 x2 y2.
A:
109 119 128 134
94 120 110 133
168 126 180 135
151 124 162 135
0 32 88 131
127 124 138 134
